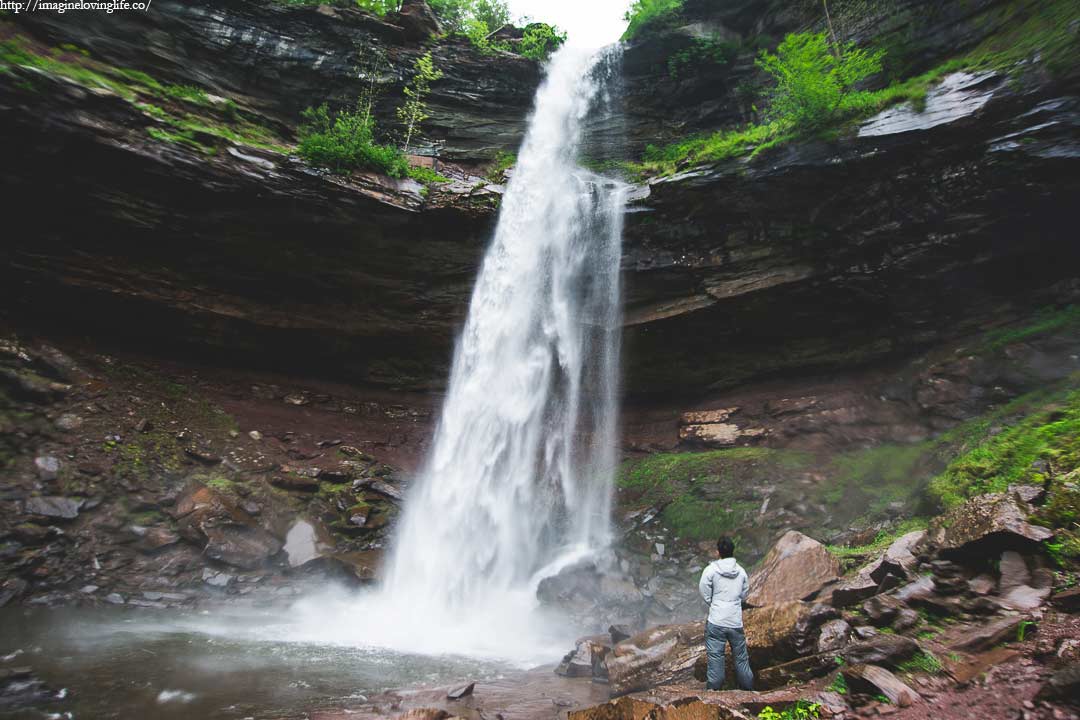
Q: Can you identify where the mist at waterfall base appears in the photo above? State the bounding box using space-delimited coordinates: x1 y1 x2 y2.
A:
285 44 627 666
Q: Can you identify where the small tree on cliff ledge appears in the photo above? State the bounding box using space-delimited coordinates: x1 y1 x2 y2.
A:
756 31 883 131
397 52 444 153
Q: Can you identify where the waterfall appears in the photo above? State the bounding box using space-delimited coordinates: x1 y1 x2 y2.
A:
287 45 626 663
381 43 625 609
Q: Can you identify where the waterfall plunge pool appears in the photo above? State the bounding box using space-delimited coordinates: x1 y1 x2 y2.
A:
0 605 595 720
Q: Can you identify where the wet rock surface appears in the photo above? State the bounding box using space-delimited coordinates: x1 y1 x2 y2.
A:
746 531 840 606
0 337 416 607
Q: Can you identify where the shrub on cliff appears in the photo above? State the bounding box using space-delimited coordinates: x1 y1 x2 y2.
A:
397 52 443 152
756 31 884 130
297 103 411 177
520 23 567 62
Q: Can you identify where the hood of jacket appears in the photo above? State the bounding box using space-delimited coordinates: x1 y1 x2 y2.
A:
712 557 741 578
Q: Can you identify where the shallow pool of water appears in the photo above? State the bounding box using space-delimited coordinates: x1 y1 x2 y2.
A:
0 606 519 719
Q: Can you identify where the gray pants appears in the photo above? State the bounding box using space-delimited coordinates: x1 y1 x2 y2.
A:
705 621 753 691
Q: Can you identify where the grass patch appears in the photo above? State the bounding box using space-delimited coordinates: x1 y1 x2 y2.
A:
826 517 929 567
928 385 1080 508
898 650 943 675
983 305 1080 351
618 448 809 540
201 475 239 494
316 481 352 500
822 444 936 519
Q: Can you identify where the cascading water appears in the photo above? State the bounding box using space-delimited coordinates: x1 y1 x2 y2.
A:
383 42 625 609
285 45 627 663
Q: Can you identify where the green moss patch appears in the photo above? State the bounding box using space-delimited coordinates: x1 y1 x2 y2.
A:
928 383 1080 509
1 30 289 155
618 448 810 539
826 517 929 571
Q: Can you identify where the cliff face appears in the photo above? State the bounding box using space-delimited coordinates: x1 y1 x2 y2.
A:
621 71 1080 395
3 0 1077 400
612 0 1080 396
1 2 537 389
16 0 541 160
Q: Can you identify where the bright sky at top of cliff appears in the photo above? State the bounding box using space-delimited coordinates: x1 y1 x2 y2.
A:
507 0 630 47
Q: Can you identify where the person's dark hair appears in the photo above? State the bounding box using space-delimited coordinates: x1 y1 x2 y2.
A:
717 537 735 558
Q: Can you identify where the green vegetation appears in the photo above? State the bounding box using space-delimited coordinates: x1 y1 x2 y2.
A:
827 672 848 695
983 305 1080 351
317 481 352 500
1016 620 1037 642
486 150 516 181
519 23 567 62
397 52 443 152
667 36 739 80
1 33 287 154
633 0 1080 177
162 83 211 105
430 0 515 54
638 121 793 175
618 448 809 539
757 701 822 720
928 386 1080 508
957 0 1080 76
621 0 683 41
826 518 929 569
821 444 934 520
298 103 411 177
757 31 884 131
898 650 943 675
298 53 452 183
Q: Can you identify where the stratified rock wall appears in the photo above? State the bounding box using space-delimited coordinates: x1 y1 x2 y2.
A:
14 0 540 160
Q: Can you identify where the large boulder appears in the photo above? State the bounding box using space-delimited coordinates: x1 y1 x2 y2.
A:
173 480 282 569
872 530 925 583
743 601 837 667
606 622 705 697
747 531 840 606
831 564 883 607
843 664 921 707
1037 662 1080 706
756 633 919 689
203 523 283 570
922 490 1053 558
556 635 610 679
22 496 83 521
394 0 442 41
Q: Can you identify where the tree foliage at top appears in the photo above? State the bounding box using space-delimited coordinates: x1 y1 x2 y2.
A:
622 0 683 40
519 23 568 62
755 31 884 129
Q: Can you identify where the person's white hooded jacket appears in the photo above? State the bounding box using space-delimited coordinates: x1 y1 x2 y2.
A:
698 557 749 628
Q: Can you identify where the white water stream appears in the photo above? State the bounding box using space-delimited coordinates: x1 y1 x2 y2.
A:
288 45 627 663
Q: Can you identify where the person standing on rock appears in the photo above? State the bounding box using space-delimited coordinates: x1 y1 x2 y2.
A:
698 536 753 691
